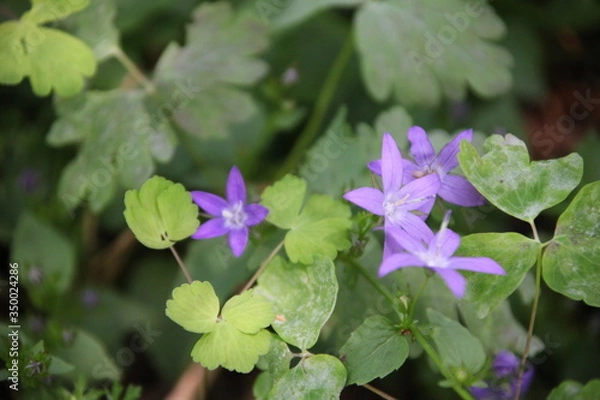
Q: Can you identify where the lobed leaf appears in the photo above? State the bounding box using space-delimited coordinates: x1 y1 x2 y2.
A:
222 289 275 334
165 281 220 334
124 176 199 250
355 0 512 106
458 134 583 222
543 182 600 307
267 354 347 400
191 323 271 373
152 2 268 139
48 89 177 212
256 257 338 350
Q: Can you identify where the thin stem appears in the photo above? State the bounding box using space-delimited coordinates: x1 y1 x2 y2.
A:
514 226 543 399
345 258 398 311
411 327 474 400
113 47 156 93
240 240 285 293
529 219 541 243
169 245 193 284
276 33 354 178
362 383 398 400
407 274 430 321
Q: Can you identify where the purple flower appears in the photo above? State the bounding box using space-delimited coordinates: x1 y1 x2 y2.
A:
379 211 505 297
368 126 485 207
344 133 441 244
471 351 534 400
191 166 268 257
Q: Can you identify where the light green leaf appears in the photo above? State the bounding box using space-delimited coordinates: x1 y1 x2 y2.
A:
547 379 600 400
165 281 219 334
62 0 120 60
222 289 275 334
0 22 96 96
153 2 268 139
12 212 75 295
23 0 90 24
285 194 352 264
261 175 351 264
48 89 178 212
339 315 409 385
543 182 600 307
124 176 199 250
427 309 485 377
257 334 293 381
457 232 540 318
256 257 338 350
261 175 307 229
269 0 362 28
355 0 512 106
458 134 584 222
268 354 347 400
191 323 270 373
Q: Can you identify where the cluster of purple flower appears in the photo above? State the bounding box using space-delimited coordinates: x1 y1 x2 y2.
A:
470 351 534 399
344 128 505 297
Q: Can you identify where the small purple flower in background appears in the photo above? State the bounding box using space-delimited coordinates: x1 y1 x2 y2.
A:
81 289 99 309
368 126 485 207
344 133 441 242
471 351 534 400
191 166 269 257
18 168 40 193
379 211 505 297
28 266 43 285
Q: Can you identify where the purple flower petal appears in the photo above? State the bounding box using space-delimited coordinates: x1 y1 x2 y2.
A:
191 191 228 216
388 223 431 254
192 218 228 239
432 229 461 258
397 213 435 243
379 253 424 276
493 351 520 377
446 257 505 275
226 166 246 204
402 159 419 183
382 233 403 261
228 227 249 257
436 129 472 172
438 175 486 206
367 160 382 175
381 133 403 193
343 187 384 215
407 126 436 166
396 174 441 210
244 204 269 226
434 268 467 297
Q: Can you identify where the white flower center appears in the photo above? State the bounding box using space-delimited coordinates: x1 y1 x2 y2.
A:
222 201 247 229
412 161 445 180
420 251 449 269
383 193 411 224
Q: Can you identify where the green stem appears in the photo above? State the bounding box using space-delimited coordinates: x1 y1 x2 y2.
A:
113 47 156 94
408 274 430 321
169 245 192 283
240 240 285 293
276 33 354 178
411 326 474 400
345 258 398 312
515 221 543 399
